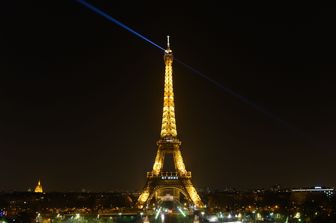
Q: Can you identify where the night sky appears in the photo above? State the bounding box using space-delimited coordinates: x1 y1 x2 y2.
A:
1 2 335 192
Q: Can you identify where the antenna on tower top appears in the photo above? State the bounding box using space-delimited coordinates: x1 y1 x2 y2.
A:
167 35 170 49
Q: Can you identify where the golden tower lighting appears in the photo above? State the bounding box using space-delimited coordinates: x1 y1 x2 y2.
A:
137 36 203 209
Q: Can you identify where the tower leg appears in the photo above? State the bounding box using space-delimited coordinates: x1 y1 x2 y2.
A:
152 150 164 175
173 149 187 174
136 178 204 209
184 180 204 208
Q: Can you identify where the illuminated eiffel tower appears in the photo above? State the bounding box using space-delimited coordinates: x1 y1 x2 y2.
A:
137 36 203 209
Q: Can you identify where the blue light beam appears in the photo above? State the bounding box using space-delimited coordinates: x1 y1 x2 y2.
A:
174 58 299 133
75 0 300 134
75 0 165 51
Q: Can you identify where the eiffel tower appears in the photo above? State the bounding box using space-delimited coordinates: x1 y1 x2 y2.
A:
136 36 204 209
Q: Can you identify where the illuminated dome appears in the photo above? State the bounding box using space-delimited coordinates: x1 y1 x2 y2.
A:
34 180 43 193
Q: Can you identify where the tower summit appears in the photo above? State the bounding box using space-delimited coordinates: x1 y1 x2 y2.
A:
160 35 177 139
137 37 203 209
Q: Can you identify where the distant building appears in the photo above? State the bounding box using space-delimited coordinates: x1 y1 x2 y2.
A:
290 186 334 205
292 186 334 197
34 180 43 193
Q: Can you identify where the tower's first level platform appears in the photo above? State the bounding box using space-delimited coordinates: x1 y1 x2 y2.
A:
146 171 191 179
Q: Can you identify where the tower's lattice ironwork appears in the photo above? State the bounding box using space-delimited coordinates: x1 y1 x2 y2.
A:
136 37 203 209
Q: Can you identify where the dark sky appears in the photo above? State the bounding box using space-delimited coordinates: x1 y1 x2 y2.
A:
1 1 335 192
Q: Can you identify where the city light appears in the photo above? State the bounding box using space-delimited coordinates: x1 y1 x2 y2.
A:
294 212 301 219
207 215 219 222
177 207 186 217
155 207 162 219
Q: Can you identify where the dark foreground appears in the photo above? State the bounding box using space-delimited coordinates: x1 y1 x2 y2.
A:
1 189 336 222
